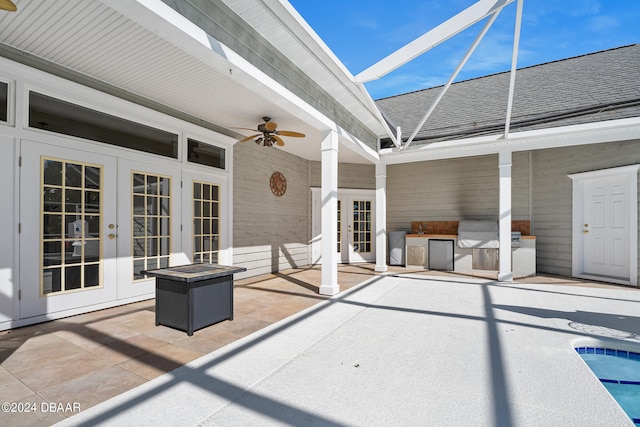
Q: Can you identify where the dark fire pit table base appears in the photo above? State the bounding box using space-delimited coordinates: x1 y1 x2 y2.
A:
143 264 246 336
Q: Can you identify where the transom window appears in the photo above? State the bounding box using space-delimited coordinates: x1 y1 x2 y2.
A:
132 172 171 279
193 181 220 264
41 157 102 295
0 81 8 122
187 138 225 170
29 91 178 158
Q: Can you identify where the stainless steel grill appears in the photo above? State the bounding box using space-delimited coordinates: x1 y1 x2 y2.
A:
457 220 499 249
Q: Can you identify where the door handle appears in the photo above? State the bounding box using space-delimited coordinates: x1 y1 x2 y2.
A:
582 230 589 234
108 233 116 239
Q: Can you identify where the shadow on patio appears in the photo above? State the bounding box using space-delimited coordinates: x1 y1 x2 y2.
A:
2 264 637 426
0 264 384 427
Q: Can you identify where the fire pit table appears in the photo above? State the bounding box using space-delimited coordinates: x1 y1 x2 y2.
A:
142 263 246 336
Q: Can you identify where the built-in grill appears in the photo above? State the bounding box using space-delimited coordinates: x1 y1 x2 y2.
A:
457 220 500 270
457 220 499 249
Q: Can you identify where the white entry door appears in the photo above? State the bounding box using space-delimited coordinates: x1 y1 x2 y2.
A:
570 165 639 286
116 159 183 300
582 175 630 279
20 140 117 318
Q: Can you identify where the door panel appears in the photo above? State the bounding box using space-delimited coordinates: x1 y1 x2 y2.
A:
20 140 117 318
583 176 629 279
181 170 229 266
348 197 373 263
338 195 375 263
116 159 182 300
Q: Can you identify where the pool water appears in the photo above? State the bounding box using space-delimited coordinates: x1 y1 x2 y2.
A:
576 347 640 426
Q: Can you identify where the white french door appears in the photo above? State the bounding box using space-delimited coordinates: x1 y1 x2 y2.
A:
19 142 187 318
116 159 183 299
20 140 117 318
312 189 375 264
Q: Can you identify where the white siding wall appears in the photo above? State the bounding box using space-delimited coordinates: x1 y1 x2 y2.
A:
233 143 311 278
386 153 531 232
532 140 640 277
385 143 640 279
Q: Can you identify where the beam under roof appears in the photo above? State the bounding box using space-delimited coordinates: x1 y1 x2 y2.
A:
354 0 515 84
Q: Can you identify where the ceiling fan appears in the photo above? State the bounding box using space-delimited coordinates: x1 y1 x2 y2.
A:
236 117 305 147
0 0 17 12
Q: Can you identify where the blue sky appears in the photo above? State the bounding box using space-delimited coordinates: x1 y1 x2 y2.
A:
288 0 640 99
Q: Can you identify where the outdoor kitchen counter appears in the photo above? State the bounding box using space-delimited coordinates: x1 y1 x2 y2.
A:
406 234 458 238
405 234 536 239
143 263 247 336
405 234 536 276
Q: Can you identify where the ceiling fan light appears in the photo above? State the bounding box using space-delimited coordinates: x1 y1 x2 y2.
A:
237 116 304 148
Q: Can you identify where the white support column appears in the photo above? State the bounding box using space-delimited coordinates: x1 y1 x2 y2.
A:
375 162 388 272
320 130 340 295
498 149 513 282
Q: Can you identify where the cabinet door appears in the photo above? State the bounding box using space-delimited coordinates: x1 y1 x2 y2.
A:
406 239 427 267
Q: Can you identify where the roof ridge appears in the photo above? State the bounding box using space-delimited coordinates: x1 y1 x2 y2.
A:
375 43 639 101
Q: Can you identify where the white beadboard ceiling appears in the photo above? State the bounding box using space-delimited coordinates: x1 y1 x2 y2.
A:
0 0 385 163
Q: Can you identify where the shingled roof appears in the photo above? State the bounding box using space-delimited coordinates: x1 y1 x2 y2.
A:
376 44 640 146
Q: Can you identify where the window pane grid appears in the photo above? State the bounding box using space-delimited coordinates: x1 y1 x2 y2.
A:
337 200 342 253
41 158 102 295
133 172 171 280
193 181 220 264
352 199 372 253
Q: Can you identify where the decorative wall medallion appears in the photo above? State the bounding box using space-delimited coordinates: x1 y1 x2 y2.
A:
270 171 286 196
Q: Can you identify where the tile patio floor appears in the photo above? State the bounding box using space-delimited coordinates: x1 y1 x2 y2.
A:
0 264 630 426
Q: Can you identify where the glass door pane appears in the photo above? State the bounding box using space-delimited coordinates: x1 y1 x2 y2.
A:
193 181 220 264
132 172 171 279
41 158 102 294
352 199 372 254
337 199 342 253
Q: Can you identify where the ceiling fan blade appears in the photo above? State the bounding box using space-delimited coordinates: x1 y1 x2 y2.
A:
264 121 277 132
0 0 17 11
272 135 285 146
276 130 305 138
239 134 260 142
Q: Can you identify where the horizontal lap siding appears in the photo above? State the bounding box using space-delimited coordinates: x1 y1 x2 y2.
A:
309 162 375 189
532 140 640 277
386 153 531 232
233 143 310 278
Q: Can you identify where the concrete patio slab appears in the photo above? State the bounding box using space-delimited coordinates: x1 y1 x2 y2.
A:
53 273 640 426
